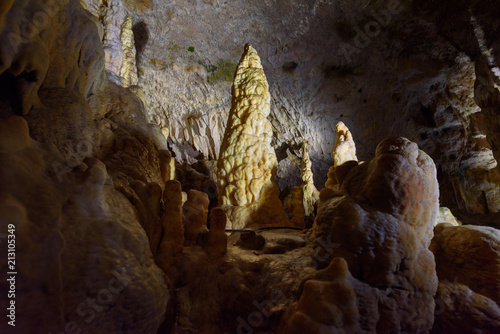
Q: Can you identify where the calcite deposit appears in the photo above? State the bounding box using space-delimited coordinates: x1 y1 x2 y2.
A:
0 1 169 333
183 189 209 245
217 44 289 229
430 224 500 333
299 142 319 220
98 0 126 81
205 207 228 257
119 15 138 87
325 122 359 190
157 180 184 269
311 137 439 333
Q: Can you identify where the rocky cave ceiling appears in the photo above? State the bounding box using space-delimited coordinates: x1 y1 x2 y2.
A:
0 0 499 333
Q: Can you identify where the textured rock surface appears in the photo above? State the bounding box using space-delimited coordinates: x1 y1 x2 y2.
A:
430 224 500 333
431 282 500 334
435 207 461 226
284 258 360 334
183 189 209 245
332 121 358 167
205 207 227 257
157 180 184 269
120 15 138 87
217 44 289 229
79 0 500 218
217 44 278 207
299 142 319 222
431 224 500 303
311 137 439 333
325 121 359 190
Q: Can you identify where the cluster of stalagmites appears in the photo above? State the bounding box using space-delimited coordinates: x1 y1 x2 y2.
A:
1 1 500 333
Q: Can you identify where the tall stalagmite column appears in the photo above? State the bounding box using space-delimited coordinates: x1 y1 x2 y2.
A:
99 0 126 79
300 142 319 217
120 16 138 87
217 44 289 229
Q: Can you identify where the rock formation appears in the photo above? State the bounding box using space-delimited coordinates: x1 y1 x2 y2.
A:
325 122 359 190
332 121 358 167
183 189 209 245
284 258 360 334
1 0 500 333
157 180 184 269
299 142 319 221
430 224 500 333
217 43 289 229
290 186 306 228
98 0 126 82
435 207 461 226
310 137 439 333
119 15 138 87
0 1 171 332
206 207 228 256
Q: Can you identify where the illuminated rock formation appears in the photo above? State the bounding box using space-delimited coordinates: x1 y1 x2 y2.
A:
332 121 358 167
120 15 138 87
217 44 288 229
99 0 126 81
310 137 439 332
3 1 500 333
284 258 360 334
325 122 358 190
435 207 461 226
290 186 306 228
0 2 177 331
299 142 319 220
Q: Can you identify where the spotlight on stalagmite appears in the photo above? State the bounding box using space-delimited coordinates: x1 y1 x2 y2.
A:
216 44 289 229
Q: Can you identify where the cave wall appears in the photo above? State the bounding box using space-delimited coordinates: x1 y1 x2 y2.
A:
0 0 171 332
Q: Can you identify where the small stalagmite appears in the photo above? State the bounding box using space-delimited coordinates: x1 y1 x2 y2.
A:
290 186 306 229
183 189 209 245
99 0 126 79
157 180 184 269
216 44 289 229
206 207 228 256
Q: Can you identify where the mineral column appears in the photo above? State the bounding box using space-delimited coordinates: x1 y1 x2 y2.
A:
120 16 138 87
217 44 288 229
300 142 319 217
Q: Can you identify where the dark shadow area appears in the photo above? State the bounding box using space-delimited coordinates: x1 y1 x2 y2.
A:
133 21 149 63
0 71 21 117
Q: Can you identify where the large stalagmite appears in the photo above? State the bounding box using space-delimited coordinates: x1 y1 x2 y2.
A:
217 44 289 229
